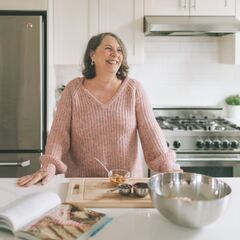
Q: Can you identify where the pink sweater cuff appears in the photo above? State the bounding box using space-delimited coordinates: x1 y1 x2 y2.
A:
148 149 177 172
40 155 67 173
40 163 56 175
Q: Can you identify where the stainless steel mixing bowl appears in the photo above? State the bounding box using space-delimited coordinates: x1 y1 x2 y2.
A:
148 172 232 228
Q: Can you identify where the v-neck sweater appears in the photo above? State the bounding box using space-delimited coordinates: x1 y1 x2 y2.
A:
41 77 177 177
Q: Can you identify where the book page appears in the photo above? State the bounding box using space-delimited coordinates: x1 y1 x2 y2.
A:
19 204 111 240
0 191 61 231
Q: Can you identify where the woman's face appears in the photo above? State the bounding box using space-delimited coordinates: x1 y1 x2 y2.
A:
90 35 123 76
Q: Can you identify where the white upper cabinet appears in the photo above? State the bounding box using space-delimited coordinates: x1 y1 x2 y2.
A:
0 0 48 10
53 0 144 65
99 0 144 64
190 0 236 16
145 0 236 16
145 0 190 16
53 0 99 65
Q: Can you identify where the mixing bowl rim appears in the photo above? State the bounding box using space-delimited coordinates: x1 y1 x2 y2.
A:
148 172 232 202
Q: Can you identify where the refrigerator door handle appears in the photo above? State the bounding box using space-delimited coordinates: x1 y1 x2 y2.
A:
0 160 30 167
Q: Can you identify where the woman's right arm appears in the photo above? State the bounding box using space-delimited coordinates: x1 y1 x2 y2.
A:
17 81 73 186
135 80 180 173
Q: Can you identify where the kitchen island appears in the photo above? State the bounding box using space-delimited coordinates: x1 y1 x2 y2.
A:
0 176 239 240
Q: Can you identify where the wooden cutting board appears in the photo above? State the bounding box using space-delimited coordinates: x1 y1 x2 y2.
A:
66 178 153 208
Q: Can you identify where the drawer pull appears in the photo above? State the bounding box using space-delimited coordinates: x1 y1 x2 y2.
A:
0 160 30 167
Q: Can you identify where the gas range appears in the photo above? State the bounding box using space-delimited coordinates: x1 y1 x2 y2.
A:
153 107 240 158
151 107 240 177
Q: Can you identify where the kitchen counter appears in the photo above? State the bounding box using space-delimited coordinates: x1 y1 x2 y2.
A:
0 176 240 240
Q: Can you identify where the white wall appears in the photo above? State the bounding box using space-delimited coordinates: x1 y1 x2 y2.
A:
53 36 240 124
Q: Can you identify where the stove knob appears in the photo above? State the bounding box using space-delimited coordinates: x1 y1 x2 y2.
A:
196 139 204 149
230 140 239 149
205 139 212 149
222 140 230 149
213 139 222 149
173 140 181 149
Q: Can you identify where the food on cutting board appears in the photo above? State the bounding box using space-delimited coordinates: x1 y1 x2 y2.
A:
108 169 130 186
109 173 126 185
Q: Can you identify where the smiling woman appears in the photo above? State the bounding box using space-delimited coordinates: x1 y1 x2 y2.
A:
17 32 180 187
82 32 129 80
81 33 127 104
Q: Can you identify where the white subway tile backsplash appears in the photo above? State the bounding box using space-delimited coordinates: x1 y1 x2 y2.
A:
190 52 218 63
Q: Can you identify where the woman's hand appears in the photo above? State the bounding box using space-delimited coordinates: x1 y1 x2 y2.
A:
17 170 55 187
171 168 183 173
168 163 183 173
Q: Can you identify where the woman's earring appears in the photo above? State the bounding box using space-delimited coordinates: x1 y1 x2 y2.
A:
91 60 95 66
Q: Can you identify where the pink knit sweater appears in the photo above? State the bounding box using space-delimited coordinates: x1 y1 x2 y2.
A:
41 77 177 177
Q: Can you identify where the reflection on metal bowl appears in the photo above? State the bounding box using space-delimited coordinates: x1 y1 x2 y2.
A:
133 182 149 197
148 172 232 228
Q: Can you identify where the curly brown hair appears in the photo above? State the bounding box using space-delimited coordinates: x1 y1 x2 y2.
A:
82 32 129 80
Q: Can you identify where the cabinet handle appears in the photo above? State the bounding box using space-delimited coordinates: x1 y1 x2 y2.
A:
225 0 227 7
0 160 30 167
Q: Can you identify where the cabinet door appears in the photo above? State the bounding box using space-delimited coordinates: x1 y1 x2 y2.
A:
144 0 189 16
144 0 236 16
53 0 99 65
0 0 47 10
190 0 236 16
99 0 144 64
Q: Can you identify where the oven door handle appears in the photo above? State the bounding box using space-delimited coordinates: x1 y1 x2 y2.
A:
178 158 240 162
0 160 30 167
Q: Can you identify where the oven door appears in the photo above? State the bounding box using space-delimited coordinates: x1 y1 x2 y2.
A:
179 159 240 177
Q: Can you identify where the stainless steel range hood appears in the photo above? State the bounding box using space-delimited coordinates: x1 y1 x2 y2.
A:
144 16 240 36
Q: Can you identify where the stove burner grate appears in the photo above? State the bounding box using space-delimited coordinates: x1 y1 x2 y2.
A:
156 117 240 131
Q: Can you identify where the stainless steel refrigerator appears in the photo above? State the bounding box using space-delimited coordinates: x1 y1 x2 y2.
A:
0 11 47 177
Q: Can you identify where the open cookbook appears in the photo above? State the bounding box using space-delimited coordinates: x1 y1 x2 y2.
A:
0 191 112 240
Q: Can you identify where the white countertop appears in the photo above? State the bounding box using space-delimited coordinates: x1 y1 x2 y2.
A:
0 176 240 240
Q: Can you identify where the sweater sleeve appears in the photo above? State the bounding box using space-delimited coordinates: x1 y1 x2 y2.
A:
40 82 73 174
135 81 178 172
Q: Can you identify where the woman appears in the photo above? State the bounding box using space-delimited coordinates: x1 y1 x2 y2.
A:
17 32 180 187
